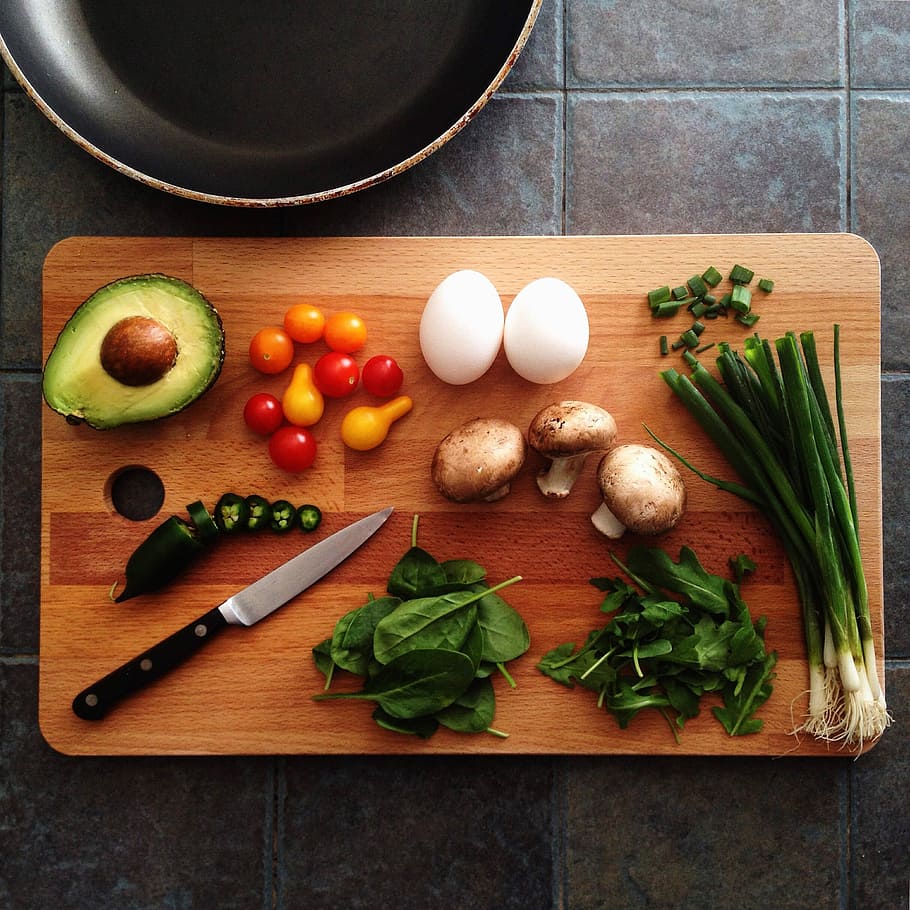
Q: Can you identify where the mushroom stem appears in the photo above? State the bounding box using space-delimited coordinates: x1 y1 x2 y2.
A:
591 502 627 539
536 453 590 498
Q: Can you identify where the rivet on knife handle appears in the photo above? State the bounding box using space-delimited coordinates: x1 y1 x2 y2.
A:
72 606 229 721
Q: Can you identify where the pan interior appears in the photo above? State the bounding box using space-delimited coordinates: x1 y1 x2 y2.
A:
1 0 534 200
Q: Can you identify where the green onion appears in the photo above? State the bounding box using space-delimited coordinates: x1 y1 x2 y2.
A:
659 335 670 355
758 277 774 292
736 312 760 328
672 285 689 300
652 300 683 318
702 266 723 287
654 329 890 747
730 284 752 313
687 274 709 298
648 286 672 307
729 264 755 284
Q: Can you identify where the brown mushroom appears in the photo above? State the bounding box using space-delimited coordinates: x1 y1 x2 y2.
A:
431 417 527 503
591 444 686 538
527 401 618 498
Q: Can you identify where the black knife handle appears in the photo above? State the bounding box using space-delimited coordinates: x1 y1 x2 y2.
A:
72 606 230 721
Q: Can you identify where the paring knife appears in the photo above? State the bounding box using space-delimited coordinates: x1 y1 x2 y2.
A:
72 506 393 721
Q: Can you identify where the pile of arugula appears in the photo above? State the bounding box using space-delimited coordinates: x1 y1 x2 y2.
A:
537 546 777 740
312 517 529 739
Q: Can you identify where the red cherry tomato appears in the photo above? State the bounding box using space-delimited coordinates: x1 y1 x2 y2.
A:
268 426 317 472
361 355 404 398
313 351 360 398
243 392 284 435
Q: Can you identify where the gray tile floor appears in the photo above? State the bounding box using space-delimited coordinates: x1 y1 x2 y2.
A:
2 2 908 907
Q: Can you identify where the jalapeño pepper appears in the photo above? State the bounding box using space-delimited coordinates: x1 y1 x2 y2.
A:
113 494 324 601
114 515 206 602
214 493 250 533
245 495 273 532
297 504 322 532
269 499 297 533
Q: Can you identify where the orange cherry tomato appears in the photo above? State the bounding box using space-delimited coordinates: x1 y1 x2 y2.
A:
249 326 295 374
324 311 367 353
283 304 326 344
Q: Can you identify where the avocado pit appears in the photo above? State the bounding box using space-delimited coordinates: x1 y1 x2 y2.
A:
100 316 178 386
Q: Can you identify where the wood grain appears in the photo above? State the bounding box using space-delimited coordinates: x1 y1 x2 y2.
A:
40 234 884 756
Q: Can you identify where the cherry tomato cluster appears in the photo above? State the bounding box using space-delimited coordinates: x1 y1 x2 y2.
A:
244 305 407 472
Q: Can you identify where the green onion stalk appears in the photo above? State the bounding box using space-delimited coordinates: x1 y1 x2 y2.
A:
654 328 889 747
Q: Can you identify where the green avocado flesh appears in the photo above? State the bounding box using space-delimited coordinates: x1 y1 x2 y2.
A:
43 274 225 429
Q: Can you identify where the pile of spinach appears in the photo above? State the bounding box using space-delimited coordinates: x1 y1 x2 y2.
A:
312 516 530 739
537 546 777 740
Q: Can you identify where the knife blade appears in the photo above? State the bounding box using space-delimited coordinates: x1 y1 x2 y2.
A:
72 506 393 721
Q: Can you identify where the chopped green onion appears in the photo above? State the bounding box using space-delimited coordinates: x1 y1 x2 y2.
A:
730 285 752 313
702 266 723 287
758 277 774 293
648 285 672 307
659 335 669 355
695 342 716 354
729 264 755 284
672 285 689 300
703 293 717 305
652 300 683 318
687 275 709 298
690 301 708 319
691 320 706 336
680 329 700 348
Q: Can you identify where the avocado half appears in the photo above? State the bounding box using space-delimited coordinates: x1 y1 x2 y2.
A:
43 274 225 429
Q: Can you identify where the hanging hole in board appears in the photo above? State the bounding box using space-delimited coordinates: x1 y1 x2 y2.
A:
107 466 165 521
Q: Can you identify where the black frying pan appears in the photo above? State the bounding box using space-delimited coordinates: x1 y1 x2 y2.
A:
0 1 539 206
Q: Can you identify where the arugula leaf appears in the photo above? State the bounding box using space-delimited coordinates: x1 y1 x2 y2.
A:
625 545 731 616
538 545 777 740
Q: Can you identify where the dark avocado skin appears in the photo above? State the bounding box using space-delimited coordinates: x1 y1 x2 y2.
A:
42 274 225 429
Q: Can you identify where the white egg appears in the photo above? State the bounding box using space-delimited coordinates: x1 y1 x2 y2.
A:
419 269 504 385
504 277 589 384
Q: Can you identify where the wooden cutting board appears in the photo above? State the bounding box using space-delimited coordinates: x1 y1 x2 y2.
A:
40 234 884 756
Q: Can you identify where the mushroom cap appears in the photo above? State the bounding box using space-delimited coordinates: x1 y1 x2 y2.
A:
596 444 686 535
527 400 617 458
432 417 527 503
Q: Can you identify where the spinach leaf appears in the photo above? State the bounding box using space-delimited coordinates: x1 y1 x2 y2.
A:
435 676 498 734
474 585 531 664
314 648 475 719
312 515 527 739
312 638 335 688
372 707 439 739
330 596 401 676
386 546 448 598
460 620 484 674
373 594 479 665
441 559 487 586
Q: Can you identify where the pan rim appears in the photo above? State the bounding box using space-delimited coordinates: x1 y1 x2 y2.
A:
0 1 541 207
